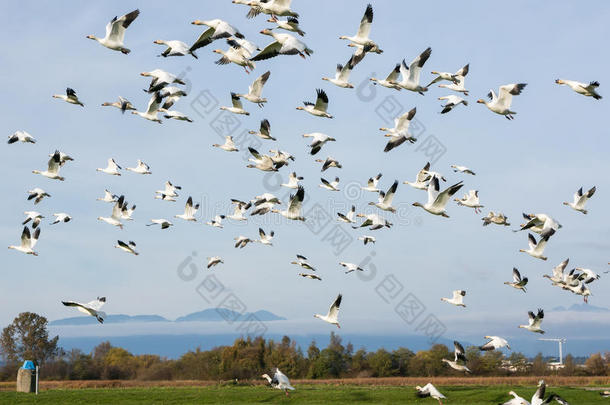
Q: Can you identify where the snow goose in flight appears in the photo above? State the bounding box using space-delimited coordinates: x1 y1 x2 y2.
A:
477 83 527 120
427 64 469 87
207 256 223 269
158 87 187 109
120 199 136 221
296 89 332 118
504 268 528 292
132 92 163 123
205 215 225 228
175 197 199 222
370 64 401 90
51 213 71 225
228 199 251 221
362 173 382 192
381 108 418 152
451 165 475 175
32 150 64 181
247 147 277 172
257 228 275 245
556 79 602 99
213 38 256 73
441 290 466 307
518 213 561 238
392 48 432 94
369 180 398 212
303 132 335 155
574 267 600 284
220 93 249 115
8 130 36 144
249 119 275 140
115 240 139 255
267 16 304 36
337 205 356 223
234 235 255 249
102 96 135 114
251 192 282 207
262 368 295 396
479 336 510 351
291 254 315 271
563 186 595 214
520 233 553 261
126 160 151 175
358 235 376 245
455 190 484 213
543 258 569 285
568 280 592 303
531 380 569 405
519 309 545 334
237 71 270 107
412 177 464 218
213 135 239 152
482 211 510 226
314 294 342 328
353 213 392 230
52 88 84 107
8 226 40 256
191 19 245 50
339 4 382 53
340 262 364 274
247 0 299 19
153 40 197 58
439 95 468 114
146 219 173 230
96 158 121 176
439 77 469 96
23 211 43 228
415 383 446 405
299 273 321 281
315 156 341 171
322 56 355 89
141 69 185 93
159 109 193 123
281 172 303 189
27 188 50 205
320 177 340 191
272 186 305 221
442 341 471 373
62 297 106 323
403 162 434 190
155 181 181 198
97 196 125 229
86 9 139 54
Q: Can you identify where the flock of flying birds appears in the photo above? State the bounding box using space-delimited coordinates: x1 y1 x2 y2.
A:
6 1 606 402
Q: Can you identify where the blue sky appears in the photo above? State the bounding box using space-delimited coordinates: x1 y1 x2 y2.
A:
2 1 609 353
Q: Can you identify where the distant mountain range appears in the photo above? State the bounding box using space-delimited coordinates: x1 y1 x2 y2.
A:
551 304 609 313
49 308 285 326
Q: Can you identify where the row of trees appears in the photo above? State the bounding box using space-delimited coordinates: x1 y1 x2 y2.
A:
1 313 609 381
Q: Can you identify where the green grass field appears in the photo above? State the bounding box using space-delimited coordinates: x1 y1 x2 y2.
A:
0 385 605 404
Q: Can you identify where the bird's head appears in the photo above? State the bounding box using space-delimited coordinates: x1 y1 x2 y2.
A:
339 35 348 40
412 202 423 207
191 20 206 25
555 79 563 85
260 29 272 35
321 77 329 82
267 15 278 22
296 106 304 110
153 40 165 45
86 35 96 40
476 99 486 104
140 72 150 77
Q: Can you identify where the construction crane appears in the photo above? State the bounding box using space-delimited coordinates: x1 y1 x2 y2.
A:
538 338 567 365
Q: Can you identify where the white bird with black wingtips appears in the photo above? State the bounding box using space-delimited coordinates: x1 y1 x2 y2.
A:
563 186 595 214
477 83 527 120
442 341 471 373
339 4 382 54
392 48 432 94
251 29 312 61
257 228 275 245
8 227 40 256
27 188 50 205
281 172 303 189
451 165 476 175
53 88 84 107
441 290 466 307
51 213 71 225
97 158 121 176
438 95 468 114
296 89 332 118
370 63 401 90
337 205 356 224
358 235 376 245
455 190 484 213
369 180 398 212
207 256 223 269
213 135 239 152
272 186 305 221
32 150 64 181
320 177 340 191
249 119 275 140
132 92 163 123
556 79 602 100
175 197 199 222
261 368 295 397
412 177 464 218
314 294 342 328
102 96 136 114
381 108 418 152
126 160 151 175
97 196 126 229
115 240 138 255
238 71 270 107
427 64 469 88
146 219 173 230
362 173 382 192
519 233 553 261
86 9 140 54
519 309 545 334
504 268 528 292
291 255 316 271
322 56 356 88
23 211 43 228
8 130 36 144
303 132 335 155
479 336 511 351
340 262 364 274
62 297 107 323
415 383 446 405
